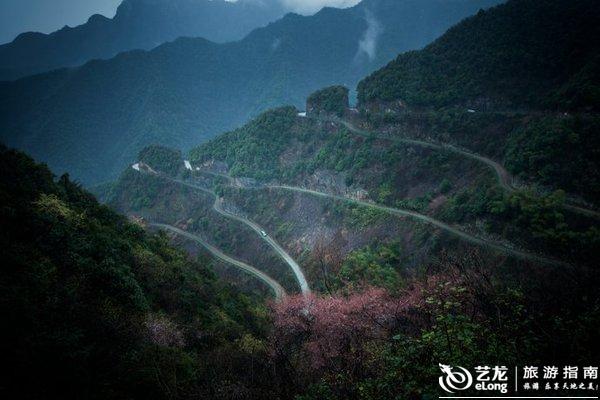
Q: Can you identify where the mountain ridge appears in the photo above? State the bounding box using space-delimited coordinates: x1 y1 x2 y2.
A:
0 0 502 185
0 0 286 81
357 0 600 111
3 0 600 397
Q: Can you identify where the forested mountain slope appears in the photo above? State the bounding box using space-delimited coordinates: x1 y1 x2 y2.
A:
0 0 502 185
354 0 600 205
186 104 598 267
358 0 600 111
4 0 600 399
0 144 274 398
109 100 600 399
0 0 286 81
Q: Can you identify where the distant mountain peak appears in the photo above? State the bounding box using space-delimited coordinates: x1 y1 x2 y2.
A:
0 0 501 185
87 14 110 24
0 0 287 81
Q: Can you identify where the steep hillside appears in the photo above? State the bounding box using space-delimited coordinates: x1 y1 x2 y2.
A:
358 0 600 111
0 0 285 81
111 94 597 302
353 0 600 207
96 0 600 391
0 0 502 185
6 136 600 400
5 0 600 398
188 106 598 267
109 102 600 399
356 109 600 205
0 145 280 399
108 149 302 293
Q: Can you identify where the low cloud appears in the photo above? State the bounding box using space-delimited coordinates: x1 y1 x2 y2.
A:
355 9 382 61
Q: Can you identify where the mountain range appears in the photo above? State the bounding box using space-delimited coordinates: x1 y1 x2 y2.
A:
0 0 502 186
106 2 599 396
3 0 600 398
109 0 600 283
0 0 287 81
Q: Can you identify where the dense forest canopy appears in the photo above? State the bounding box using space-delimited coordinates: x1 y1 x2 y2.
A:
138 144 184 177
0 145 273 398
307 85 350 116
358 0 600 111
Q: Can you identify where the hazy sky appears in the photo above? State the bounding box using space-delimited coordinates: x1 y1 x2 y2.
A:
0 0 121 44
0 0 361 45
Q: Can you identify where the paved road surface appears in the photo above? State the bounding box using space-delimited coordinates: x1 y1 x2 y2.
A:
150 223 286 300
195 169 568 266
338 119 600 219
171 177 311 294
267 185 569 267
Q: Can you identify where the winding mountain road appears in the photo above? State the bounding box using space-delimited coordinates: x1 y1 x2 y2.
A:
170 177 311 294
193 168 567 266
196 167 569 266
338 119 600 219
150 223 286 300
266 185 568 267
213 198 311 294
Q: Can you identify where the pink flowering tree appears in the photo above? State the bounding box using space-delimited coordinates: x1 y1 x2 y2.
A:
270 287 417 377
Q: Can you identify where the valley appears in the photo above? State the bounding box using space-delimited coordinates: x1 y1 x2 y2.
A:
2 0 599 398
0 0 503 185
125 106 582 296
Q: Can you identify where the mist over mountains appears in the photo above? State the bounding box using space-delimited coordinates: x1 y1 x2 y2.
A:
0 0 287 81
0 0 502 185
2 0 599 398
0 0 371 82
